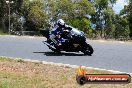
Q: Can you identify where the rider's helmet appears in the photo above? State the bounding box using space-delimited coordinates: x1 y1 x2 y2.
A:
56 19 65 28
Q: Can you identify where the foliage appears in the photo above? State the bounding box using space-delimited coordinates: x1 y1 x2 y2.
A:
114 15 130 38
0 0 132 39
22 0 49 31
90 0 117 38
128 0 132 37
69 17 93 38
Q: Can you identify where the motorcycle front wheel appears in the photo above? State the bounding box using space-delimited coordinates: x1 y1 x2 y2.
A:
82 43 94 56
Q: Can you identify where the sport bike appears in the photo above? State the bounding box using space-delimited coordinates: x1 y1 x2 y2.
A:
40 27 94 56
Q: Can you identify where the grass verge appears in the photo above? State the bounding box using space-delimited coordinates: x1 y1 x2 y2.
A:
0 57 131 88
0 29 8 35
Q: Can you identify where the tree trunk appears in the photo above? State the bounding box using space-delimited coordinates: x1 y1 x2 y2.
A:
1 18 7 33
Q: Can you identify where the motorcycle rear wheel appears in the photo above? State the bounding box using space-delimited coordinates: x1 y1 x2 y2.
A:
50 47 61 53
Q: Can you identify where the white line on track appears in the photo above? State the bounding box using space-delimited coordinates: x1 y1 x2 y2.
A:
11 36 17 38
28 36 35 39
119 41 125 44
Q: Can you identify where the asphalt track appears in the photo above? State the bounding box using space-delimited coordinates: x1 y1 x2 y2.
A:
0 36 132 73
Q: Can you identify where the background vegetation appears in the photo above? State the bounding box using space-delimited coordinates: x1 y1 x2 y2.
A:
0 0 132 39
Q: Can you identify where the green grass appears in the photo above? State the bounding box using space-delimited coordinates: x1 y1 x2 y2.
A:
0 71 48 88
0 57 15 62
0 56 131 88
0 57 24 63
0 29 8 35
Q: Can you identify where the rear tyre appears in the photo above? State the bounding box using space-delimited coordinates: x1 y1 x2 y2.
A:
50 47 61 53
54 49 61 53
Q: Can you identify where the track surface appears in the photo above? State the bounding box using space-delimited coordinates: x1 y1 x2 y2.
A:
0 36 132 73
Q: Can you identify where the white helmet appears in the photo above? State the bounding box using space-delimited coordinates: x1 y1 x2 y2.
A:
57 19 65 27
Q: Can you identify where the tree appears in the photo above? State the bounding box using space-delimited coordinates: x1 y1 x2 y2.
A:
69 17 93 37
103 7 115 38
128 0 132 37
90 0 117 38
113 14 130 39
21 0 49 31
0 0 23 33
119 0 131 38
43 0 95 30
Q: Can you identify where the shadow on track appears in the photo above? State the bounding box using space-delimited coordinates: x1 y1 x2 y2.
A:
33 51 85 56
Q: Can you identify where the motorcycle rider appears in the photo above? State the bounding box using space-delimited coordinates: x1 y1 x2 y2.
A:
52 19 70 47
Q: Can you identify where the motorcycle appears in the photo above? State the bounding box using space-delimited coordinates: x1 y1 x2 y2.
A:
40 27 94 55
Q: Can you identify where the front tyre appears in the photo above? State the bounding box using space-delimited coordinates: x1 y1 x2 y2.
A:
82 44 94 56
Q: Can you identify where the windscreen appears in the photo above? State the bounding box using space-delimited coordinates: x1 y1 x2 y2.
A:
71 28 82 35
